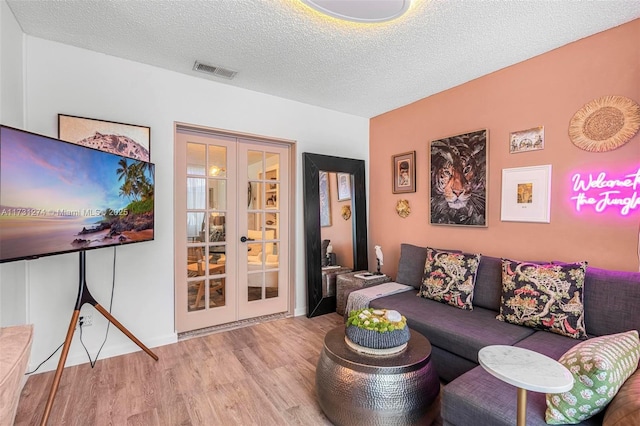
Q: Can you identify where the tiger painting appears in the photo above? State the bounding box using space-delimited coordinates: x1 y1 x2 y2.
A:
430 130 487 226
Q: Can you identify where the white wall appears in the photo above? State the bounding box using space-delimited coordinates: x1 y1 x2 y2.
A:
13 35 368 372
0 0 27 327
0 0 23 126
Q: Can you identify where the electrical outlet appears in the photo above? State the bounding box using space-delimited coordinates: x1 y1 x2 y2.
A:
78 314 93 328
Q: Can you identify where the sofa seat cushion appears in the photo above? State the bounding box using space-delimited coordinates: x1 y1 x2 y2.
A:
442 365 604 426
370 291 534 363
430 345 479 383
514 330 584 360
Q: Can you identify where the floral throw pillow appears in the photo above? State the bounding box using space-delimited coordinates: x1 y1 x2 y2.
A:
418 248 481 310
545 330 640 424
496 260 588 339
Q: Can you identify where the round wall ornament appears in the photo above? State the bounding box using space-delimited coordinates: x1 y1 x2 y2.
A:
396 199 411 218
568 95 640 152
341 205 351 220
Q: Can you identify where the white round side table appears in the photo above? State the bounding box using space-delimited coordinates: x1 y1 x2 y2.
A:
478 345 574 426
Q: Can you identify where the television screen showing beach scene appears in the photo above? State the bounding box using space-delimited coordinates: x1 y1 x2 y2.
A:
0 125 154 263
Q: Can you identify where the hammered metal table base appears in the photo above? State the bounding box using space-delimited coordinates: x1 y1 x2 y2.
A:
316 327 439 426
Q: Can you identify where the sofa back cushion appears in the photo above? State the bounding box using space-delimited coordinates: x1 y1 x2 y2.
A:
474 256 552 312
583 266 640 337
472 255 503 311
396 244 461 289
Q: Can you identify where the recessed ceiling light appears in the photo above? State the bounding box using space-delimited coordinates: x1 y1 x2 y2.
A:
301 0 412 23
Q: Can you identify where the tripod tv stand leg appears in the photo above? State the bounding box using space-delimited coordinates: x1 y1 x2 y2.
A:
41 251 159 426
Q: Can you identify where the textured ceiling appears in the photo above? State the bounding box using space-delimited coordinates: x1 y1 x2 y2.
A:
6 0 640 118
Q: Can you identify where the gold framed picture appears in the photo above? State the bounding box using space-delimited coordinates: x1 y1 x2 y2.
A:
392 151 416 194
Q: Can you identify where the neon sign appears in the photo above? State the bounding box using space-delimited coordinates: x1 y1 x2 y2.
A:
570 168 640 215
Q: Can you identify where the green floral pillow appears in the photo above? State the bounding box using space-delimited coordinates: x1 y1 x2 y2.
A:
496 260 588 339
545 330 640 424
418 248 481 310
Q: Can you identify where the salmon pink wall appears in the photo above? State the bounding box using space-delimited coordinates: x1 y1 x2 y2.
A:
369 19 640 277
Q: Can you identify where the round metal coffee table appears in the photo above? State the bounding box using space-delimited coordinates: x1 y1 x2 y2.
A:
316 326 439 426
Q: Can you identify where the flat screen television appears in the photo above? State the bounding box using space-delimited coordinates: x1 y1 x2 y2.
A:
0 125 155 263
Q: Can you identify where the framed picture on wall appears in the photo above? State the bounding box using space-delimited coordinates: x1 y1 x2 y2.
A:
392 151 416 194
501 165 552 223
336 172 351 201
319 171 331 227
510 126 544 154
58 114 151 161
430 129 488 227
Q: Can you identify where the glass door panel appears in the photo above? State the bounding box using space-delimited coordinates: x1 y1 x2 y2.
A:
265 212 279 239
187 178 206 208
248 272 263 301
208 145 227 178
208 179 227 210
247 150 264 180
187 143 206 175
265 271 278 299
209 278 226 307
266 242 279 268
209 212 226 243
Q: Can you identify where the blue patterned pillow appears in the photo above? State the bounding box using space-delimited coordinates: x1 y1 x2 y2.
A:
418 248 481 310
497 259 588 339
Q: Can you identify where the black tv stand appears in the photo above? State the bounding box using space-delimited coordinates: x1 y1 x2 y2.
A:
41 251 158 425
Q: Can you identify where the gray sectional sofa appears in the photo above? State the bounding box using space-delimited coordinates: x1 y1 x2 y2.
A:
368 244 640 426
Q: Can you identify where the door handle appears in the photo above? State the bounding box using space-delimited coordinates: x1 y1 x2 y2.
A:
240 236 255 243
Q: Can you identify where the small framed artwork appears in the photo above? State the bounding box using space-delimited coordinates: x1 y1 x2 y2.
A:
509 126 544 154
319 171 331 227
392 151 416 194
58 114 151 161
430 129 488 227
501 165 552 223
336 172 352 201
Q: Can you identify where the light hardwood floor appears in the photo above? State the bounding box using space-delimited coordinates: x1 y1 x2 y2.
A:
15 313 442 425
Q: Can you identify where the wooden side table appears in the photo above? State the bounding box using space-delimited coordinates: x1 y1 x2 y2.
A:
478 345 574 426
336 271 391 315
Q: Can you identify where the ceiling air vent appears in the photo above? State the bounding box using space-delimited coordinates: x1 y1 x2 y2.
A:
193 61 237 80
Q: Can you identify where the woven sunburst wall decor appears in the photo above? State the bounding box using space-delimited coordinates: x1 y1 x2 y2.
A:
568 95 640 152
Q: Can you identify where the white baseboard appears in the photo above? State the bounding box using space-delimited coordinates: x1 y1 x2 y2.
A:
31 332 177 374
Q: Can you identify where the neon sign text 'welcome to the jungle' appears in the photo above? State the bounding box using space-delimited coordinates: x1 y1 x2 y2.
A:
571 168 640 215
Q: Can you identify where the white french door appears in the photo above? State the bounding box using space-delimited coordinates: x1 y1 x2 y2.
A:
175 128 290 333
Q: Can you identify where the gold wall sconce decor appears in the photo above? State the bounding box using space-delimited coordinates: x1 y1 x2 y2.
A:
396 199 411 218
341 205 351 220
